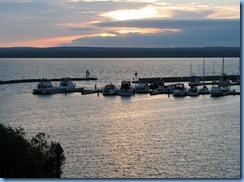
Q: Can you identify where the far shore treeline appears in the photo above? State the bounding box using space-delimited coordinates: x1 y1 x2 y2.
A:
0 47 240 58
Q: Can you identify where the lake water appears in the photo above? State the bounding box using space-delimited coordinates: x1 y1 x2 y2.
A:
0 58 240 178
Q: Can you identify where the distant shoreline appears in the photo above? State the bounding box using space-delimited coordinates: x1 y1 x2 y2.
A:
0 46 240 58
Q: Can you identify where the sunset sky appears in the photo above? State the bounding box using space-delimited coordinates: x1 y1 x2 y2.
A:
0 0 240 48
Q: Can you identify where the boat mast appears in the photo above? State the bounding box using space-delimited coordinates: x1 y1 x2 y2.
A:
190 63 192 76
202 58 205 84
222 57 225 75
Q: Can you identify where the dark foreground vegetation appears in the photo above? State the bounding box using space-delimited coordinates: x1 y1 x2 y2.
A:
0 123 65 178
0 46 240 58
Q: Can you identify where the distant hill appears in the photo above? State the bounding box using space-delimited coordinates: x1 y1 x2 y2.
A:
0 47 240 58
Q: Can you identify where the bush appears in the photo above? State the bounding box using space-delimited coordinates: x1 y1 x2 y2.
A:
0 123 65 178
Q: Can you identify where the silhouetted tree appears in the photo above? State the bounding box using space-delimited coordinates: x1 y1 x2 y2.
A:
0 123 65 178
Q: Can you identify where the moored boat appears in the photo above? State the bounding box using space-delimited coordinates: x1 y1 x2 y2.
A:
59 77 76 91
117 81 134 96
210 85 235 97
173 83 187 97
135 83 149 93
32 78 59 94
103 83 118 96
188 75 201 86
199 85 210 94
187 86 199 96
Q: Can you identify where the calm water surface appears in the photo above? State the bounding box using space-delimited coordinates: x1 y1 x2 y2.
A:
0 58 240 178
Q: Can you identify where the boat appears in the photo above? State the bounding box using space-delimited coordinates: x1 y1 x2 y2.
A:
32 78 59 94
188 75 201 86
188 86 199 96
150 84 173 95
188 63 201 86
218 74 231 86
103 83 118 96
59 77 76 91
217 58 231 86
173 83 187 97
135 83 149 93
199 58 210 94
117 81 134 96
210 85 235 97
199 85 210 94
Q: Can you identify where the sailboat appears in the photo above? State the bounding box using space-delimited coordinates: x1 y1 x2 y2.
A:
188 63 201 86
199 58 210 94
210 58 235 97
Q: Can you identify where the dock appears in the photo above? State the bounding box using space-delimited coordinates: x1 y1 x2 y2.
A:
0 77 97 85
132 75 240 84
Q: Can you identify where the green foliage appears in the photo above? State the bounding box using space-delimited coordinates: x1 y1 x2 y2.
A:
0 123 65 178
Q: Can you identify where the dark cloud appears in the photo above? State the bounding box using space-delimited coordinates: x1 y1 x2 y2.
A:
67 19 240 47
95 19 240 30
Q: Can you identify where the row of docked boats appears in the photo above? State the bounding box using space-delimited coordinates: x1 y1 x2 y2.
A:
33 77 237 97
103 80 236 97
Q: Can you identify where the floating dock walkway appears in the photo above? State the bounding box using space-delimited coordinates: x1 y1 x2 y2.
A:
0 77 97 85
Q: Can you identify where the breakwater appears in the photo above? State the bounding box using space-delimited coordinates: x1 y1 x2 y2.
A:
0 77 97 85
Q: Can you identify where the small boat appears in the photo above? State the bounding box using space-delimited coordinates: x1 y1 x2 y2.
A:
150 83 173 95
188 75 201 86
173 83 187 97
218 74 231 86
188 63 201 86
59 78 76 91
210 85 235 97
150 86 166 95
117 81 134 96
32 78 59 94
135 83 149 93
199 85 210 94
103 83 118 96
187 86 199 96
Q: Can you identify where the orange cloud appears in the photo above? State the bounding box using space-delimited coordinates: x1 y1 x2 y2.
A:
0 35 82 47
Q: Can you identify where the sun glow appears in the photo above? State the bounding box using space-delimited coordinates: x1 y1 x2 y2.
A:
101 7 169 21
99 33 117 37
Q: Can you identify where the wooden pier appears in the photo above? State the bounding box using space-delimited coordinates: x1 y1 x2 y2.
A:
0 77 97 85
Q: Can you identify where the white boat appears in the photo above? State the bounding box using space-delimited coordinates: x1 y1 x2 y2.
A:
32 79 59 94
135 83 149 93
173 83 187 97
199 85 210 94
117 81 134 96
188 86 199 96
210 85 235 97
103 83 118 96
59 78 76 91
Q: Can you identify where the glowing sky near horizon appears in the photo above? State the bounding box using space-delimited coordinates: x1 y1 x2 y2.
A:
0 0 240 47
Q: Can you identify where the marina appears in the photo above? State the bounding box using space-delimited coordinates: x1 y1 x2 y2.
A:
0 57 240 178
